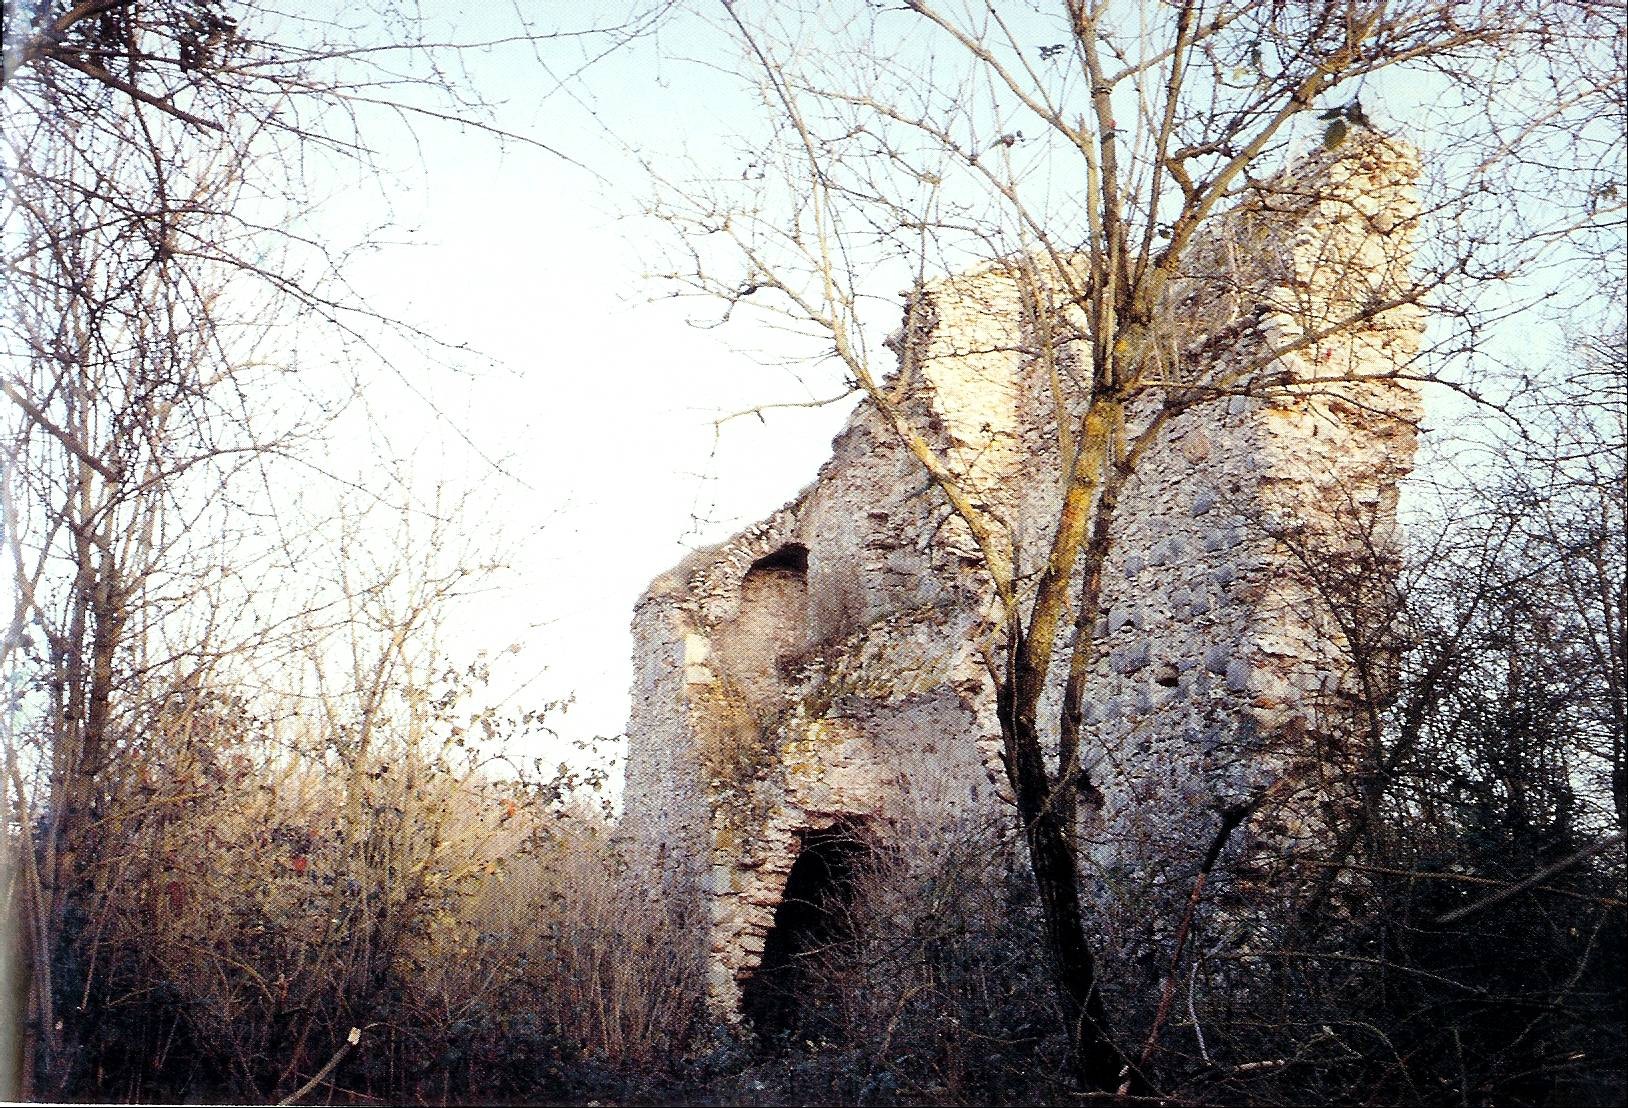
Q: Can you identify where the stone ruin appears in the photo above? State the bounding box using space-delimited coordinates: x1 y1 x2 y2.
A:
623 133 1426 1022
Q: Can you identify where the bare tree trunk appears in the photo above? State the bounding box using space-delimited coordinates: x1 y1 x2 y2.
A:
996 690 1127 1092
994 435 1133 1093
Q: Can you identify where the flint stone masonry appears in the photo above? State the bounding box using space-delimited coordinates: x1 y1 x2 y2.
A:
622 132 1425 1017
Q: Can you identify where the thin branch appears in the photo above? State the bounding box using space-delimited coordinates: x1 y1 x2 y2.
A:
1435 834 1626 925
276 1026 364 1107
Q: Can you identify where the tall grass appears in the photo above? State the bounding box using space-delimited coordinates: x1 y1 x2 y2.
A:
5 678 702 1105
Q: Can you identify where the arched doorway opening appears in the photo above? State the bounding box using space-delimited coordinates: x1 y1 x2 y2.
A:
739 822 867 1040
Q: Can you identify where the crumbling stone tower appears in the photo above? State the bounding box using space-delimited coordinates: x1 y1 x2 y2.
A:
623 133 1425 1018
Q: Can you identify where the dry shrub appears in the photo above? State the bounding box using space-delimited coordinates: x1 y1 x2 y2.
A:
405 812 703 1089
49 680 701 1104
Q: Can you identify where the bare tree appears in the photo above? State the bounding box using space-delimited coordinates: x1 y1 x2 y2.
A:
1 129 281 1093
1 1 666 1095
650 0 1625 1091
1496 330 1628 848
1252 335 1627 1104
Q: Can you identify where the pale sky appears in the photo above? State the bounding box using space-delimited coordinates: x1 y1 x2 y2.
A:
309 4 863 763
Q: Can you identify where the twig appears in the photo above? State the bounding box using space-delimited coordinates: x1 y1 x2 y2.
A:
1435 834 1625 924
1126 790 1269 1092
276 1026 362 1106
3 378 121 482
1303 859 1628 909
863 983 929 1093
47 51 224 131
1231 1058 1287 1075
713 389 856 428
1186 959 1209 1065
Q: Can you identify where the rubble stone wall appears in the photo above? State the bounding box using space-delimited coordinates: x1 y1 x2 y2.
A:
622 133 1425 1016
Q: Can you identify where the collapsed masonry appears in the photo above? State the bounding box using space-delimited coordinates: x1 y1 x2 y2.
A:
623 132 1426 1019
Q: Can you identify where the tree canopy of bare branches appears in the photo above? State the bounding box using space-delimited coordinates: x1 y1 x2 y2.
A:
2 2 667 1097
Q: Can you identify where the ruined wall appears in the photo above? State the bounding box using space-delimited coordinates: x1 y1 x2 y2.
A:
622 132 1425 1016
1068 139 1424 977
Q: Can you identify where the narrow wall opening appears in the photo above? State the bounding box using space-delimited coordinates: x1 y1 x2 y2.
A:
748 543 809 574
739 823 867 1039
